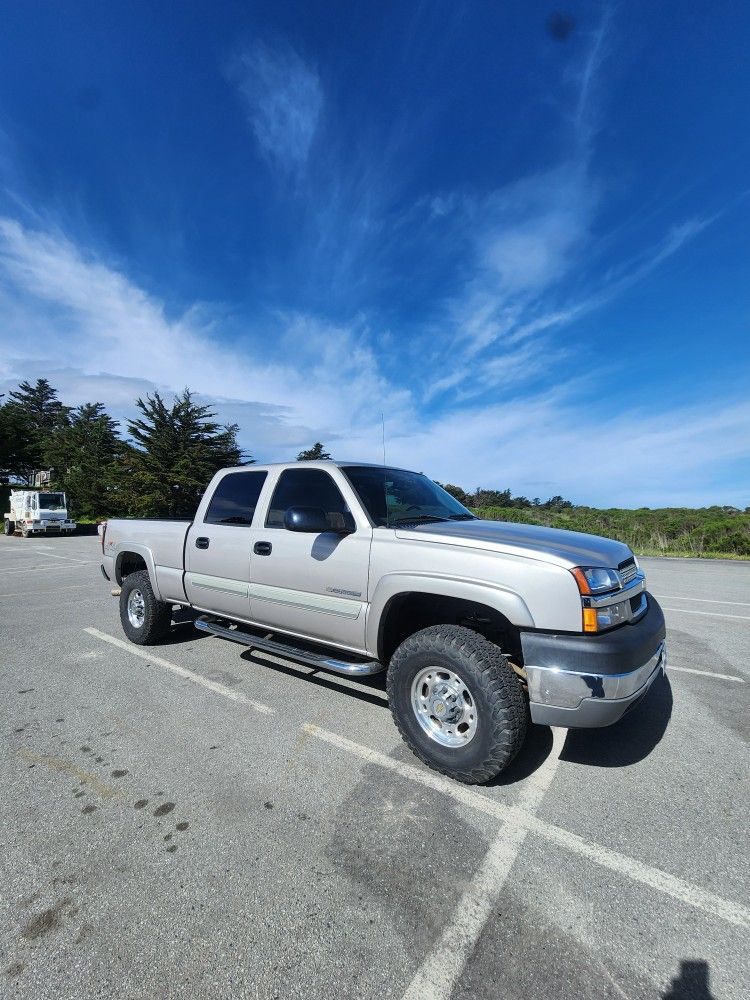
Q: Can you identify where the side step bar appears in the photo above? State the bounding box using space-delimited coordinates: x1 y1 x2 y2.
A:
194 615 385 677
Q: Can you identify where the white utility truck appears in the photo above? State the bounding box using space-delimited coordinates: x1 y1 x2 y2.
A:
4 489 76 537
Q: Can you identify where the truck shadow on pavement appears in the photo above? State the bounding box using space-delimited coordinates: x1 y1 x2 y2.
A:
239 649 393 711
560 672 673 768
157 608 206 645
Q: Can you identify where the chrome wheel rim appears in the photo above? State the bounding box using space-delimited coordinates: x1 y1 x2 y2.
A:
411 666 478 748
127 589 146 629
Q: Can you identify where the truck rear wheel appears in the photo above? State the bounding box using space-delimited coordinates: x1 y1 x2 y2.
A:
4 519 14 536
119 570 172 645
387 625 526 784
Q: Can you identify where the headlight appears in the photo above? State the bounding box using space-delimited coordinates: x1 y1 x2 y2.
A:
571 566 621 595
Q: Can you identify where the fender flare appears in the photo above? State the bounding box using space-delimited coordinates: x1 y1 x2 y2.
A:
366 572 534 657
113 544 163 602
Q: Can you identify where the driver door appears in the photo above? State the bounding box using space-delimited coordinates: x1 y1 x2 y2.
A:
248 467 371 650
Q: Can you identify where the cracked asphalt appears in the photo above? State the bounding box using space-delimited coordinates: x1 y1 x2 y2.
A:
1 535 748 999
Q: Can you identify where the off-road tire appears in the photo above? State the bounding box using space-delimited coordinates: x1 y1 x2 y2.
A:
387 624 527 784
119 570 172 645
4 519 14 536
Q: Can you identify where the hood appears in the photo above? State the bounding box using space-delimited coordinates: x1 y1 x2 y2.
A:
394 518 632 569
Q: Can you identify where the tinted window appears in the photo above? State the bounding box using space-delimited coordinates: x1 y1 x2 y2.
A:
266 469 351 530
204 471 267 526
343 466 474 527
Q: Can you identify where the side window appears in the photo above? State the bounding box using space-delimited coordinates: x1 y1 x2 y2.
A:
266 469 351 530
204 471 267 526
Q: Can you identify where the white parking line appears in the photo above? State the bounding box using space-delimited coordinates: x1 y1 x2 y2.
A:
659 595 750 607
83 627 276 716
668 665 744 682
402 727 566 1000
0 561 99 575
0 547 93 565
0 583 97 599
305 725 750 929
662 606 750 621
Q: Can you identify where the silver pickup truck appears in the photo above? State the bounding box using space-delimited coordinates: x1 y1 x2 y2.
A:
100 461 666 784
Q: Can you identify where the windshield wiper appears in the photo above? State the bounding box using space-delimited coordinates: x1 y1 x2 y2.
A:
448 513 477 520
390 514 449 525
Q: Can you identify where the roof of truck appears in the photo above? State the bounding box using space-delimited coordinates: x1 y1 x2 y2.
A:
218 460 416 474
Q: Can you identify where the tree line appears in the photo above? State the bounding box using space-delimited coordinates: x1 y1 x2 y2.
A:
1 378 747 556
436 483 573 511
0 379 243 519
0 378 575 520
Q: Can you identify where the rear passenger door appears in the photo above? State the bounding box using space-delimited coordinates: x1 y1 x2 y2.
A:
248 468 372 651
185 470 268 618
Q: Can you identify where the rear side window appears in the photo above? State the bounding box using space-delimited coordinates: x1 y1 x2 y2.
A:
204 471 267 526
266 469 351 529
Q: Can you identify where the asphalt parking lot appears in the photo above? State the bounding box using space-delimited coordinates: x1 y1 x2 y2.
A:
1 535 748 999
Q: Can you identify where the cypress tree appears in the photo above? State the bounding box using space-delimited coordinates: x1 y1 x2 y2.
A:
45 403 123 519
1 379 70 482
297 442 331 461
124 389 246 517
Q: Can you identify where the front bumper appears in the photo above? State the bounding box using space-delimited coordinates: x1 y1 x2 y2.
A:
27 520 76 533
521 597 667 728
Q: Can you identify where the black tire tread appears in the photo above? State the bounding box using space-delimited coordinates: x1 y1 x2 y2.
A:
387 624 526 784
119 570 172 645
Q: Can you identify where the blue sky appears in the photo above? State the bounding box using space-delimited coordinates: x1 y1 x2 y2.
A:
0 1 748 506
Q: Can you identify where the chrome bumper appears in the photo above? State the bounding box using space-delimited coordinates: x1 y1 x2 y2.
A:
526 642 666 727
521 595 667 728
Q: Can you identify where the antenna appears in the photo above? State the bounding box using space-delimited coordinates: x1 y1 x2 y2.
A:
381 411 389 529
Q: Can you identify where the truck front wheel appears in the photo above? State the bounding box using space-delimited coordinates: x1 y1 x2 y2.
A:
387 625 527 784
119 570 172 645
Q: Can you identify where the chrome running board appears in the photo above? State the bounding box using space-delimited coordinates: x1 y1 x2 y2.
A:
194 615 385 677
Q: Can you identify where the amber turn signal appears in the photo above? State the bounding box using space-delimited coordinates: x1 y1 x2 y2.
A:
582 607 599 633
571 567 592 595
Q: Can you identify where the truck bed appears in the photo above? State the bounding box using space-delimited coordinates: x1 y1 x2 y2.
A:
103 518 193 604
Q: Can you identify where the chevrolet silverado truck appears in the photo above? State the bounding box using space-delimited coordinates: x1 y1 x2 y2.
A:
99 461 666 784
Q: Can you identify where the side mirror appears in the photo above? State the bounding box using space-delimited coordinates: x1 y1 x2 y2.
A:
284 506 355 534
284 506 330 533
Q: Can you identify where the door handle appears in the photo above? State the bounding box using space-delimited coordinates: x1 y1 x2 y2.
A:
253 541 272 556
195 537 209 549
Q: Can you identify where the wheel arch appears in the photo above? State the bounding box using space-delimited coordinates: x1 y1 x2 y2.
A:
114 545 162 600
369 575 533 665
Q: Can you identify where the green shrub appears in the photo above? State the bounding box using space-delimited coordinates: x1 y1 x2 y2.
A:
470 506 750 558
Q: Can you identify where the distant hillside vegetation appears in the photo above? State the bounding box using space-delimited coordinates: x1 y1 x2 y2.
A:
470 506 750 558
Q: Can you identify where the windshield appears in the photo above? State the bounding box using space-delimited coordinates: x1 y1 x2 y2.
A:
342 466 475 527
38 493 66 511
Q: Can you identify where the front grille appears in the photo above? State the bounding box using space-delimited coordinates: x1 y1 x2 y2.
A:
619 558 638 586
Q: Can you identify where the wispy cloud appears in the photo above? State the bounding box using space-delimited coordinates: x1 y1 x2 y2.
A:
383 391 750 509
0 217 410 455
0 215 747 507
420 10 713 405
228 43 323 172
